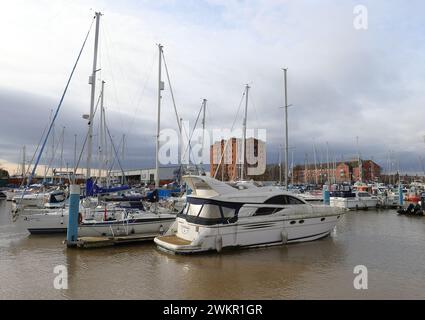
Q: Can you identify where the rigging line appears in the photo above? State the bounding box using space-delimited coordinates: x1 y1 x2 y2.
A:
73 89 103 181
102 106 125 180
126 47 157 138
18 120 50 188
105 122 127 185
44 127 66 184
100 24 124 129
213 90 246 179
106 138 123 179
247 87 261 134
102 20 131 130
26 15 95 188
162 50 182 133
161 49 201 172
182 101 204 162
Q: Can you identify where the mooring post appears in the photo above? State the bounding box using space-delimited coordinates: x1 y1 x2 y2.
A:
398 184 403 208
323 184 330 205
66 184 80 247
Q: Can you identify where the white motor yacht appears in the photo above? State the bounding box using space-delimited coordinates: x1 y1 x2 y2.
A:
330 190 378 210
154 175 344 254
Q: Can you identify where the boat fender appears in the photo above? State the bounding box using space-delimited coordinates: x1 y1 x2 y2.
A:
281 230 288 244
215 235 223 252
78 212 83 225
159 224 164 235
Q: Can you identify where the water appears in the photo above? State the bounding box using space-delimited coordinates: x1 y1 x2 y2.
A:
1 199 424 299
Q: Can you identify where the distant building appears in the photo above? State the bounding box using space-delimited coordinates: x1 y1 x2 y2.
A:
110 166 179 186
210 137 266 181
293 159 381 184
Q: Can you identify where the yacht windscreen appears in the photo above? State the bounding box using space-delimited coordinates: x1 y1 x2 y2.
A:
178 197 241 225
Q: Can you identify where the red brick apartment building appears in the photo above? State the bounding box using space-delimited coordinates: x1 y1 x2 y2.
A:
293 159 381 184
210 138 266 181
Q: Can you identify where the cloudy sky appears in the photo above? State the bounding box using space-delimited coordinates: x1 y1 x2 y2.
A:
1 0 425 175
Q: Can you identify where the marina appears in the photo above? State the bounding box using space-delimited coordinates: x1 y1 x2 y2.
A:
1 200 425 299
1 1 425 304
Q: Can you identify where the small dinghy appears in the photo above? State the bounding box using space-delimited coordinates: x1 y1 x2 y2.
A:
397 203 424 216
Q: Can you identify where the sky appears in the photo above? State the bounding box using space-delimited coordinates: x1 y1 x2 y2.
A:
1 0 425 176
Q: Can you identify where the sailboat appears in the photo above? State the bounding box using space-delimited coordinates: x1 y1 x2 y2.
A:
21 14 176 237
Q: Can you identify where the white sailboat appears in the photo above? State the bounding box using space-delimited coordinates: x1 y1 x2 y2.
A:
23 19 176 237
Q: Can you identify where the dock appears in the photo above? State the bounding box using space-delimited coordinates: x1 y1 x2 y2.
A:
76 233 158 249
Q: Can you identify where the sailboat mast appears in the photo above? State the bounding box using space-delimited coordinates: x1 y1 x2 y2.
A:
283 68 289 190
86 12 101 179
74 134 77 174
326 141 330 185
313 142 318 185
291 150 294 185
279 145 282 185
201 99 207 166
60 126 65 183
121 134 125 185
155 44 164 188
241 84 249 181
22 145 26 178
356 136 362 182
98 80 105 180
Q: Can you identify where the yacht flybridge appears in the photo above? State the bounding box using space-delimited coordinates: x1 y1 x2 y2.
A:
154 175 345 254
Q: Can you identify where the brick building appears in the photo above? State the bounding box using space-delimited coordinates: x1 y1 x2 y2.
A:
293 159 381 184
210 137 266 181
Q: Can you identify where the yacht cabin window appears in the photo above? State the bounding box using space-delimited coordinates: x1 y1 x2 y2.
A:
221 207 236 218
357 192 370 198
264 195 304 205
184 204 203 216
198 204 222 219
179 198 239 225
254 207 279 216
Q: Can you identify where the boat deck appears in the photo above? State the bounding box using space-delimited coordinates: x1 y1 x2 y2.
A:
156 235 191 246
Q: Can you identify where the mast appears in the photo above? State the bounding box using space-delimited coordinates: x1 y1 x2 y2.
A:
22 145 26 178
179 117 183 181
60 126 65 183
279 145 282 185
313 142 318 185
326 141 330 185
74 134 77 175
121 134 125 184
201 99 207 166
356 136 362 182
241 84 249 181
155 44 164 188
86 12 101 179
291 150 294 186
98 80 105 180
51 110 55 181
283 68 289 190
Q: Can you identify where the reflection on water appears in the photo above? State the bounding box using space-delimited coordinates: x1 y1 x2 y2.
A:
1 200 424 299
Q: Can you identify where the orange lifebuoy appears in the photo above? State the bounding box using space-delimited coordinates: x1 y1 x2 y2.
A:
78 212 83 225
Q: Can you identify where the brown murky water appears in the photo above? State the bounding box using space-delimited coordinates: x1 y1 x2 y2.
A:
1 200 424 299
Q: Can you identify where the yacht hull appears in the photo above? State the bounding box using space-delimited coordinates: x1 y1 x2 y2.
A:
78 215 176 238
22 210 175 238
155 210 343 254
330 197 378 209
